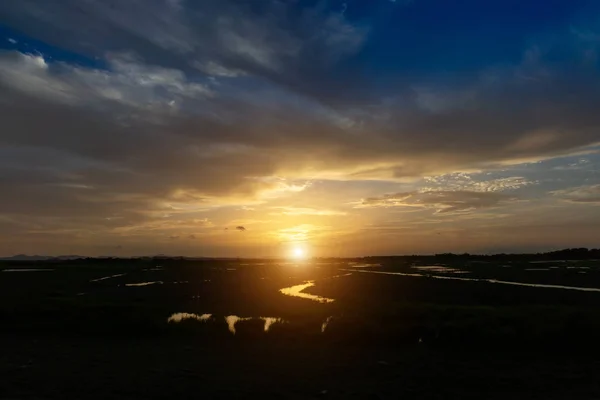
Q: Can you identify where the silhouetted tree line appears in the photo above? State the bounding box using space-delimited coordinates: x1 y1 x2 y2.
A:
3 248 600 265
362 248 600 262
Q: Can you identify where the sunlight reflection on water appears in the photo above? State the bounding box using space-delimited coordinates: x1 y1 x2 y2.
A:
224 316 286 334
279 281 335 303
3 269 54 272
345 269 600 292
330 273 353 279
125 281 163 287
261 317 285 332
225 315 250 334
412 266 469 274
168 313 212 323
347 263 381 268
90 273 126 282
166 313 336 335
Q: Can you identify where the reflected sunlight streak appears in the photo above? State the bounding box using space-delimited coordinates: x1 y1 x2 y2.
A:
167 313 212 323
279 281 335 303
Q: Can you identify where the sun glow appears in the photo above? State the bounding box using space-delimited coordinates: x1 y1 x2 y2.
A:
291 246 307 260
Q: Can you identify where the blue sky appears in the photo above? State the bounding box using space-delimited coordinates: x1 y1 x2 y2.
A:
0 0 599 256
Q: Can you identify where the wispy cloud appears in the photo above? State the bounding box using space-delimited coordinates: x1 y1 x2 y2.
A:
422 174 536 192
361 190 518 214
551 185 600 204
269 207 346 216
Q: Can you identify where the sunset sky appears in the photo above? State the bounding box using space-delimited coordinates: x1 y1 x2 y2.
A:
1 0 600 257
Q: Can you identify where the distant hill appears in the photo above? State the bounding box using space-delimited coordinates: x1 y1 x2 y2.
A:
2 248 599 262
0 254 53 261
55 255 87 260
0 254 86 261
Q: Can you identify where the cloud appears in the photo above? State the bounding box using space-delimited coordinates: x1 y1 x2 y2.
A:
552 158 592 171
551 185 600 204
113 218 211 234
235 226 246 231
422 174 536 192
192 61 244 78
275 224 331 243
0 52 211 109
269 207 346 216
0 0 367 90
0 0 600 250
361 190 518 214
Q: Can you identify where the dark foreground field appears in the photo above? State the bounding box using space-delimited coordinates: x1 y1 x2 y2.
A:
2 257 600 399
3 335 600 399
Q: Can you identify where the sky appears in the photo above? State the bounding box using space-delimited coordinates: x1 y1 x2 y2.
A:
1 0 600 257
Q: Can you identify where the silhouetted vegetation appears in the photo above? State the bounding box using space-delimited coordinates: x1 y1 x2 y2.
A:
3 254 600 398
2 253 600 348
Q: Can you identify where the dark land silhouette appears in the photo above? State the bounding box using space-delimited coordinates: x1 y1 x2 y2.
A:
2 249 600 398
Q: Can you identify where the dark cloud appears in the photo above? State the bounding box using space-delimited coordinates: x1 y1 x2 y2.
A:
235 226 247 231
0 0 369 106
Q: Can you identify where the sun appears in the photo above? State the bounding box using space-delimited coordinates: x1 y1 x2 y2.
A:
291 246 306 260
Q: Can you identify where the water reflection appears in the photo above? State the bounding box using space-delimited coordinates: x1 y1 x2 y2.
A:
347 263 380 268
3 269 54 272
330 273 352 279
279 281 335 303
262 317 285 332
224 315 287 334
90 273 126 282
165 313 331 335
321 316 333 333
125 281 163 287
225 315 250 334
413 266 468 274
346 269 600 292
168 313 212 323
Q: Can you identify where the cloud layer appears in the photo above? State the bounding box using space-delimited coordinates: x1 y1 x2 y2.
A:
1 0 600 255
361 190 518 213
